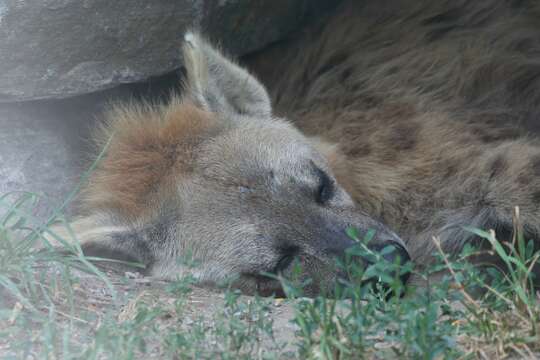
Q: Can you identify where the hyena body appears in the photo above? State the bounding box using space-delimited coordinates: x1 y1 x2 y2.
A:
249 0 540 268
55 0 540 294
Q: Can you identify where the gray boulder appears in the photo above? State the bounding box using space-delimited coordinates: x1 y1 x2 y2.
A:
0 0 336 102
0 92 115 219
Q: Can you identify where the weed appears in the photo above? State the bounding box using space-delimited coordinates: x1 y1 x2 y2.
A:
1 186 539 360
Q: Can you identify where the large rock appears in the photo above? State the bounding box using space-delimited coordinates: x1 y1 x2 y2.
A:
0 0 336 102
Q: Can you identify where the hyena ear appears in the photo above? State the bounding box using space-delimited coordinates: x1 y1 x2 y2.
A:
182 32 272 117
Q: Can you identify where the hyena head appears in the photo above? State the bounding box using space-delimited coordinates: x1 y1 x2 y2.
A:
69 33 410 297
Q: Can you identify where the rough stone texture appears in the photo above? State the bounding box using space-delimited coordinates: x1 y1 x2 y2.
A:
0 0 337 102
0 93 114 219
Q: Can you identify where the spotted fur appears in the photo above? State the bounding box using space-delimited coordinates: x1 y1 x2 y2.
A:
248 0 540 273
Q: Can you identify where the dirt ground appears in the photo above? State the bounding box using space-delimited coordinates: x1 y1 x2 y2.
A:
0 260 300 358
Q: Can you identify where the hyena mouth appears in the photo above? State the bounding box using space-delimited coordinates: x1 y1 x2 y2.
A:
254 275 287 298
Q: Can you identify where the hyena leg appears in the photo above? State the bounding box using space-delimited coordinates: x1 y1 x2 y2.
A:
409 139 540 272
481 140 540 239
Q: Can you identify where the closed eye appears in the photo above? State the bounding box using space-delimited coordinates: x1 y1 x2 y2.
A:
313 165 335 205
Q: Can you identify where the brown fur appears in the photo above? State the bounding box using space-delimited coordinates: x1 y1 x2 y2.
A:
83 101 221 219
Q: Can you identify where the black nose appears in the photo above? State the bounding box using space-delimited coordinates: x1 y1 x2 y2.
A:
321 224 411 294
367 241 410 266
366 241 411 285
336 239 412 292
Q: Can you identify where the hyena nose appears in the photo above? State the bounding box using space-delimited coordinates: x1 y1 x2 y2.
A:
365 241 411 285
328 230 411 288
367 241 410 266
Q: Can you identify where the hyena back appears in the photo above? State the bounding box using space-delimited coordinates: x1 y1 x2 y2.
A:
248 0 540 274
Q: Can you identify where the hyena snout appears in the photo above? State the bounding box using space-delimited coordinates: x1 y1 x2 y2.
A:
321 224 411 288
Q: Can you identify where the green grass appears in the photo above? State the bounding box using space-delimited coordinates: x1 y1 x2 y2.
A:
1 188 539 359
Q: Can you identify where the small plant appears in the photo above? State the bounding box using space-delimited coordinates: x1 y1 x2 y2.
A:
2 183 539 359
283 213 540 359
435 206 540 358
288 228 427 359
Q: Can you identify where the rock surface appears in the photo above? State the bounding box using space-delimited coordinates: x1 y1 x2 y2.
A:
0 0 336 102
0 92 113 219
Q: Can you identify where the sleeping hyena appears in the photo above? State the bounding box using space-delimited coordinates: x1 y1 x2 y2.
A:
51 0 540 295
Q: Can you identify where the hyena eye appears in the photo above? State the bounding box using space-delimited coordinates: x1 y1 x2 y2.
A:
314 167 335 205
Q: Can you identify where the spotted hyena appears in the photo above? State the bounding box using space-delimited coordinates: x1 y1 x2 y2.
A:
52 0 540 295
